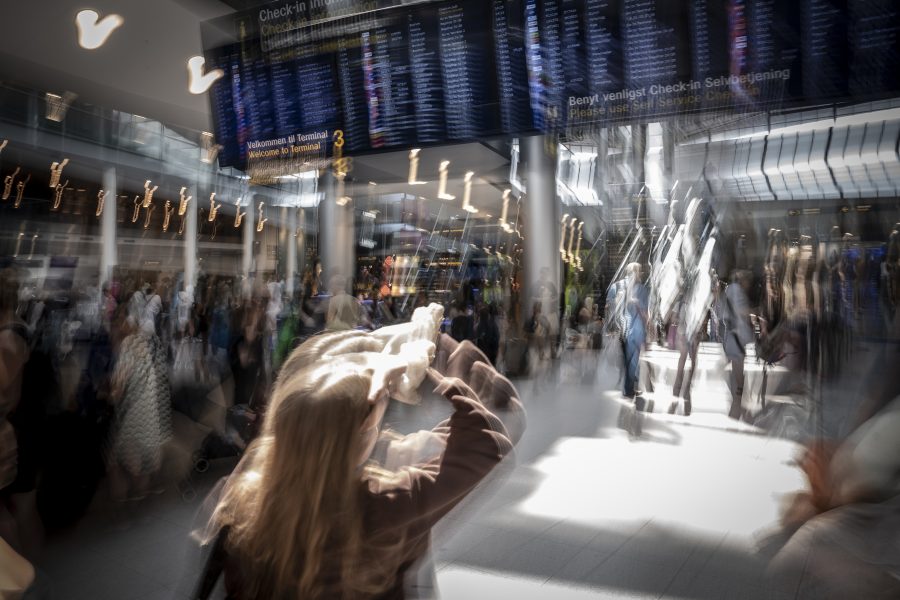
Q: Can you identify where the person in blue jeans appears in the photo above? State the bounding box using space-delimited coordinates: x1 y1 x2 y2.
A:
621 263 649 399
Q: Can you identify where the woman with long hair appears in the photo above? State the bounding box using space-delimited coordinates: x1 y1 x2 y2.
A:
192 329 523 599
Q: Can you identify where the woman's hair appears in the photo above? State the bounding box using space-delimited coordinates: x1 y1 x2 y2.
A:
625 262 642 280
211 352 397 598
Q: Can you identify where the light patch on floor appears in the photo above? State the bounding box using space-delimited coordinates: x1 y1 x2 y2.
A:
513 413 806 539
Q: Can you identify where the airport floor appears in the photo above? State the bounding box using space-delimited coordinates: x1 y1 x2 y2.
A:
33 346 808 600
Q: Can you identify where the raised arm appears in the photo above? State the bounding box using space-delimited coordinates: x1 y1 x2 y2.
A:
365 369 514 534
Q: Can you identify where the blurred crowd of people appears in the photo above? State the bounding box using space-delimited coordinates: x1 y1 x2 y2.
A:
0 256 533 593
1 206 899 597
596 200 900 598
1 250 532 597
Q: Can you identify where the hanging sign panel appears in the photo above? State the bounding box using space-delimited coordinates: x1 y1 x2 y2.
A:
204 0 533 168
203 0 900 168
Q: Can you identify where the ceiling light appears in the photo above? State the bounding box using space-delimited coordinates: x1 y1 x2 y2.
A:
437 160 455 200
461 171 477 213
499 189 511 231
76 9 123 50
575 221 584 271
565 218 578 264
408 148 427 185
187 56 224 95
200 131 220 164
45 92 77 122
559 214 570 258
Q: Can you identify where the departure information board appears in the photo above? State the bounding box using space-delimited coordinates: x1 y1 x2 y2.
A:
205 0 525 167
204 0 900 168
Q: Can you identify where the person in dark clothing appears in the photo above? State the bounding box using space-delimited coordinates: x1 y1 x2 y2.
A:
449 300 474 343
229 292 270 416
475 305 500 366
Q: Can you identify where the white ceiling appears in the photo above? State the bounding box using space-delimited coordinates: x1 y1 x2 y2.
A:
0 0 517 202
0 0 235 132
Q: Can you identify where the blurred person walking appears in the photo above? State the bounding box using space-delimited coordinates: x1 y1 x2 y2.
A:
448 298 473 342
620 263 649 400
129 279 162 338
106 303 172 501
474 304 500 366
722 269 755 420
670 237 717 416
531 268 560 359
525 300 551 386
227 289 271 444
326 275 360 331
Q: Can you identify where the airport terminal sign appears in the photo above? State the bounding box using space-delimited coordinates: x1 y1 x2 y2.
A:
203 0 900 168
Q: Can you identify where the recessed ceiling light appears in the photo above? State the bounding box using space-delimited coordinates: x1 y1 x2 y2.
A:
76 9 124 50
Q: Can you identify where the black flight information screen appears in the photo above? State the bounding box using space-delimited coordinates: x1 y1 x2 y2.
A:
205 0 900 168
205 0 533 168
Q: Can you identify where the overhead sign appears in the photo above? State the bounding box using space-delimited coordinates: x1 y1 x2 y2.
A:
203 0 900 168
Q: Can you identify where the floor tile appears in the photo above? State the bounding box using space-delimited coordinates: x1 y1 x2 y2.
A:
450 529 539 573
551 547 620 585
582 553 684 598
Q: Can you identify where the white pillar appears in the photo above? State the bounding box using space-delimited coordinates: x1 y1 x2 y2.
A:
644 122 674 226
242 196 255 297
100 167 117 286
286 206 298 297
522 135 561 331
184 183 198 296
297 207 307 283
319 172 355 292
